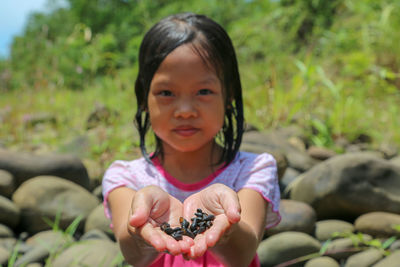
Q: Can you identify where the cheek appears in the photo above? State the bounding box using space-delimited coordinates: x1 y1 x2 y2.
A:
147 96 162 118
212 105 226 132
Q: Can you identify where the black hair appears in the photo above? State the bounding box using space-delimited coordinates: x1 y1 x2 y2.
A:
134 12 244 166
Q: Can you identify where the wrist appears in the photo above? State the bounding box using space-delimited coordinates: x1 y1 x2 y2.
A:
119 227 160 266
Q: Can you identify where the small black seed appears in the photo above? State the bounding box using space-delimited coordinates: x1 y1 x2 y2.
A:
184 228 195 238
190 223 197 232
180 218 189 229
171 232 183 241
160 209 215 240
204 214 215 221
171 227 181 233
160 222 170 231
198 226 206 234
164 227 174 235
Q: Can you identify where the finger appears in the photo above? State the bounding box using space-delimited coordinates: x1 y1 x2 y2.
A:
226 207 241 224
190 234 208 258
164 235 182 256
219 191 241 223
129 192 154 227
179 236 194 254
205 215 231 248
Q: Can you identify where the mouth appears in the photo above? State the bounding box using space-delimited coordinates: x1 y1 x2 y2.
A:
173 126 199 137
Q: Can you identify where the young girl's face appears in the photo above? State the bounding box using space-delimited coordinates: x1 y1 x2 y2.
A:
147 44 225 154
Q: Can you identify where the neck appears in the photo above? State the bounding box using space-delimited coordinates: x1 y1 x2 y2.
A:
158 142 223 184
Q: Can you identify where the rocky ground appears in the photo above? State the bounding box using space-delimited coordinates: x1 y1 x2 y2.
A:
0 125 400 266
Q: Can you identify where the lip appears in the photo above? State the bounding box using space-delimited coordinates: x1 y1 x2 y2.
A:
172 126 199 137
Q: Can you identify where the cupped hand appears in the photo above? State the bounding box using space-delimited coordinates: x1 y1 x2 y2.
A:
128 185 193 255
182 183 241 258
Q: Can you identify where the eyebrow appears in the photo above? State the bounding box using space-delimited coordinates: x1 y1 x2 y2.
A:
198 76 219 85
152 76 220 87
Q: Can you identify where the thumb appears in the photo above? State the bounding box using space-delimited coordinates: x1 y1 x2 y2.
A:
129 191 153 227
220 191 241 224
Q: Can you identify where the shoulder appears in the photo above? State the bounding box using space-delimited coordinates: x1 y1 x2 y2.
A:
103 157 156 184
102 157 158 194
232 151 277 170
105 157 149 174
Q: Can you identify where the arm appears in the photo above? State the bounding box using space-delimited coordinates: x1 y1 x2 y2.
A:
108 186 192 267
108 187 160 266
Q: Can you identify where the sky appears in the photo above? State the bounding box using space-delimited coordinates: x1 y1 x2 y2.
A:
0 0 48 58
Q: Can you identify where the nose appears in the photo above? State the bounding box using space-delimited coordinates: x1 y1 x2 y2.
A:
174 97 197 118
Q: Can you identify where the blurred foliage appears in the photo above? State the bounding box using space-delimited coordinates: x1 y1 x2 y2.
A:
0 0 400 163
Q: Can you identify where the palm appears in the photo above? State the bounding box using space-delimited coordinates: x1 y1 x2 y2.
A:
149 194 183 225
129 186 192 255
182 184 241 258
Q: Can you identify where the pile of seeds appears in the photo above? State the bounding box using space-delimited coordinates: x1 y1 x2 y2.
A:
160 209 215 240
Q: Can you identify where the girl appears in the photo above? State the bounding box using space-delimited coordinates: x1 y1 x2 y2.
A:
102 12 281 267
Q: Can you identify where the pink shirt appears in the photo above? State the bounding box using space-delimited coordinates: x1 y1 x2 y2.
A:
102 151 281 267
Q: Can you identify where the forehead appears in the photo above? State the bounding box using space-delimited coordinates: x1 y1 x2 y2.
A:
152 44 220 84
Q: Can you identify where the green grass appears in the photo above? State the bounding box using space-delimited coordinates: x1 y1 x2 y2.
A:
1 1 400 166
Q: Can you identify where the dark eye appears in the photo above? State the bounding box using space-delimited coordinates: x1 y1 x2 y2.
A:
198 89 212 95
159 90 173 96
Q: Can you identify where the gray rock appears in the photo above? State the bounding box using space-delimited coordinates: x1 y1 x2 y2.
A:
257 231 321 267
325 236 371 260
334 136 350 150
50 239 122 266
0 149 90 189
314 220 355 241
84 204 113 238
14 247 49 267
354 212 400 237
0 245 10 266
0 237 17 251
82 158 104 190
390 240 400 250
0 195 20 228
390 156 400 167
345 143 371 154
0 224 14 238
265 199 316 236
0 169 16 198
274 125 307 141
26 230 74 249
92 185 103 201
372 250 400 267
378 143 398 159
345 248 384 267
307 146 337 161
15 230 74 267
279 167 301 195
242 131 318 172
305 256 339 267
81 229 112 241
12 176 99 233
288 136 307 152
289 153 400 220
